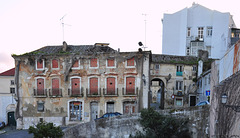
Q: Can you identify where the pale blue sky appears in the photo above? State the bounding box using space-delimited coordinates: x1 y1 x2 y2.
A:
0 0 239 72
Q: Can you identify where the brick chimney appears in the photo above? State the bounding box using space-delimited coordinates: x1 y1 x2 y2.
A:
63 41 68 51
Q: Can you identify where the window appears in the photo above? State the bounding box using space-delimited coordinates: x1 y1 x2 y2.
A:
187 27 191 37
107 59 115 67
72 60 80 69
90 58 98 68
176 65 183 76
208 76 211 84
127 58 135 67
207 27 212 36
176 98 183 106
36 78 45 96
89 77 98 94
10 88 15 93
198 27 204 39
155 64 160 70
36 59 45 70
126 77 135 94
70 77 81 96
193 65 197 72
176 81 183 91
69 101 83 121
10 80 14 85
37 102 44 112
51 78 60 96
107 77 116 94
52 59 59 69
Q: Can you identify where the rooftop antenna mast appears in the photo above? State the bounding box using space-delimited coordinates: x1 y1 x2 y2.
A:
60 14 71 41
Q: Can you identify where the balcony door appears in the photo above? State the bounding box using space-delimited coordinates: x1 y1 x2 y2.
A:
71 78 80 95
126 77 135 94
37 78 44 95
52 78 59 96
107 77 115 94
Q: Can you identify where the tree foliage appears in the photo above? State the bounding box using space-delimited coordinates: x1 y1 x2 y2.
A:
28 122 64 138
132 108 190 138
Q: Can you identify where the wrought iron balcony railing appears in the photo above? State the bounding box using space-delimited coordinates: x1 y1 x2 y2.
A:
49 89 62 97
122 87 138 96
86 88 101 97
103 88 118 96
34 89 47 97
68 88 84 97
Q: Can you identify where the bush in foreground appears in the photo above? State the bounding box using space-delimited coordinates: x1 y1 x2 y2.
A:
28 122 64 138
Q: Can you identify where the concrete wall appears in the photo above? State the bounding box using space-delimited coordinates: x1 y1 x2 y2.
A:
63 114 142 138
63 106 209 138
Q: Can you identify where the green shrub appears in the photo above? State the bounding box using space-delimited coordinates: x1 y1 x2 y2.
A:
28 122 64 138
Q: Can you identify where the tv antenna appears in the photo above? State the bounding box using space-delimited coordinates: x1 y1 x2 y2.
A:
142 13 147 48
60 14 71 41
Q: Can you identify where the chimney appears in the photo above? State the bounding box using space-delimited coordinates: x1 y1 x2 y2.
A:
94 43 109 46
63 41 68 52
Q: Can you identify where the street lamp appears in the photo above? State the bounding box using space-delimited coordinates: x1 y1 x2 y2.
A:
221 93 240 112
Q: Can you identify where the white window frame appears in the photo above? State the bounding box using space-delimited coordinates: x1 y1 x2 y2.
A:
105 76 117 94
124 76 137 94
67 99 84 121
89 58 99 69
176 65 183 72
198 27 204 39
176 81 183 91
51 59 60 70
69 76 81 91
72 59 81 70
155 64 160 70
125 58 136 68
106 58 116 68
88 76 100 94
35 59 45 70
175 97 183 106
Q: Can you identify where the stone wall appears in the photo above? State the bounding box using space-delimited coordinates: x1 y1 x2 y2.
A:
63 114 143 138
63 106 209 138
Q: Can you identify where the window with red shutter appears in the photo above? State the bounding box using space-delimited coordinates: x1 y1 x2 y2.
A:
52 59 59 69
127 58 134 66
90 58 98 67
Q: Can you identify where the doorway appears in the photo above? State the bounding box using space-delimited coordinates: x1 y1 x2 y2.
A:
8 112 16 126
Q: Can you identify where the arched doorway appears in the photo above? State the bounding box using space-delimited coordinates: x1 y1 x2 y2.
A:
150 78 165 109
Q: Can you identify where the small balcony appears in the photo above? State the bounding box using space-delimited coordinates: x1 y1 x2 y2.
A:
68 88 84 97
176 71 183 76
86 88 101 97
122 87 138 96
103 88 118 97
34 89 47 97
49 89 62 97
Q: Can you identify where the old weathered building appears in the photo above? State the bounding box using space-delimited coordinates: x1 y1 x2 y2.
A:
12 42 151 129
0 68 16 126
150 54 198 109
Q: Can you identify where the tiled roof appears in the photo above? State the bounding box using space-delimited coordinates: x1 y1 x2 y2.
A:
17 44 116 56
0 68 15 76
152 54 198 65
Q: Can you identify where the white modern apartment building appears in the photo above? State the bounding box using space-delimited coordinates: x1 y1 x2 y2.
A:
162 3 238 59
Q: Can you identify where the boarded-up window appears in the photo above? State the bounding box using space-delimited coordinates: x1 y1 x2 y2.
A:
90 78 98 94
37 78 44 95
37 59 44 69
52 59 58 68
71 78 80 95
127 58 134 66
107 77 115 94
72 60 79 68
52 78 60 95
90 58 98 67
107 59 115 67
126 77 135 94
123 101 136 115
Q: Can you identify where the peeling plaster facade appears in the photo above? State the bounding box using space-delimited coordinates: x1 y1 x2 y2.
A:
12 42 151 129
150 54 198 109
